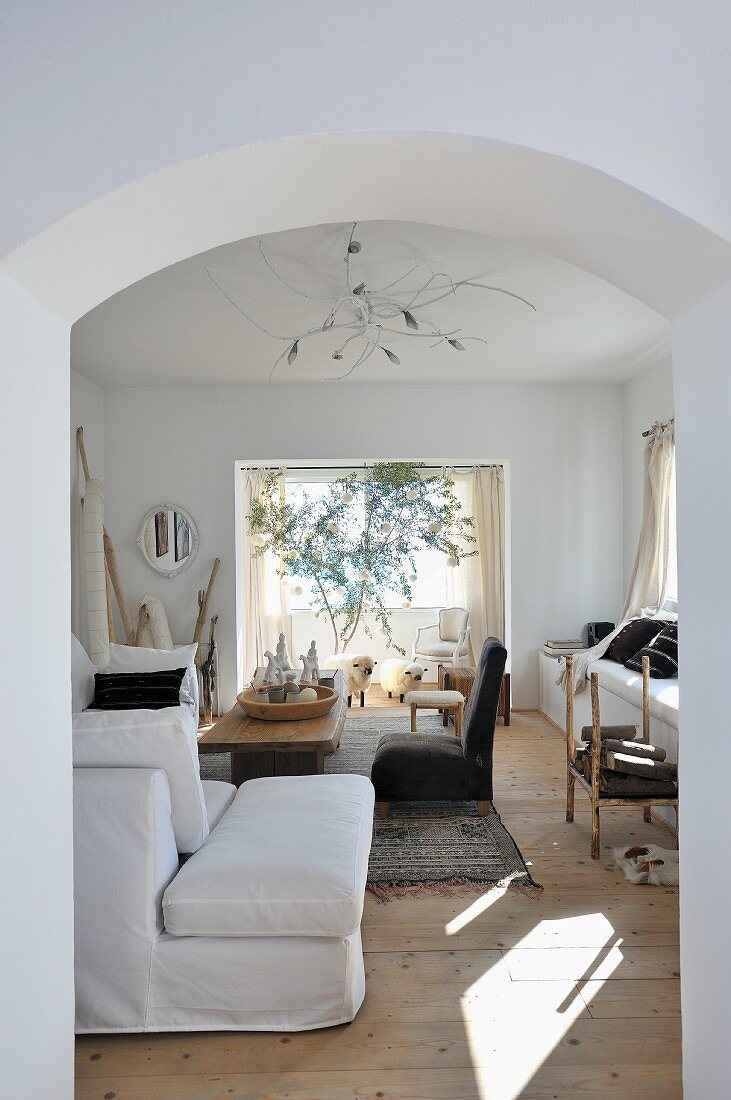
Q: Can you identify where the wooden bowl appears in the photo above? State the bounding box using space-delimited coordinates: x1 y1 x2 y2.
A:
236 684 339 722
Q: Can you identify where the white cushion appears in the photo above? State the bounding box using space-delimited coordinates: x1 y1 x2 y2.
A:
405 690 464 705
71 633 96 712
163 774 375 938
201 779 236 830
414 640 458 658
107 642 199 717
439 607 469 642
590 658 679 730
72 705 208 853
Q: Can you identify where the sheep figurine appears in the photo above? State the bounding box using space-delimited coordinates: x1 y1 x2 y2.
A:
324 653 377 708
379 658 427 703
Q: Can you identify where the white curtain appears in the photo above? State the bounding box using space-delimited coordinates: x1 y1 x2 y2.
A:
240 468 291 682
622 422 675 619
447 465 506 661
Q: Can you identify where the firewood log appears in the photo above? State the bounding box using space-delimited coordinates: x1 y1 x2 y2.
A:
601 738 666 761
604 751 677 781
580 724 638 742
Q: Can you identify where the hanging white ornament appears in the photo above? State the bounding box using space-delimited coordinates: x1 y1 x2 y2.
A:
340 491 354 503
335 584 346 595
406 488 419 501
408 573 418 583
402 598 412 609
379 521 393 535
375 626 387 637
287 548 299 561
250 532 267 547
357 569 369 581
326 522 340 536
291 585 303 596
427 521 442 534
446 555 458 568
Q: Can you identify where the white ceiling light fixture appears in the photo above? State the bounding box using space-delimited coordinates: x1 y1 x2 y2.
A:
205 222 536 382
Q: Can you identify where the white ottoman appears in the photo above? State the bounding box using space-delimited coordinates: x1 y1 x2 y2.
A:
404 689 465 737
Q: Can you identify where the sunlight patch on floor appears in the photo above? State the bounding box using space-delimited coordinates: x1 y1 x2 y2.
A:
454 910 622 1100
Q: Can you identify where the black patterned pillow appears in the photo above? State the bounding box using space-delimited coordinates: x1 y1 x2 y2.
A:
90 668 186 710
625 623 678 679
605 618 666 663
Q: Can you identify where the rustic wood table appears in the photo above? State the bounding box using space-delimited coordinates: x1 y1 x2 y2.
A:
198 670 346 786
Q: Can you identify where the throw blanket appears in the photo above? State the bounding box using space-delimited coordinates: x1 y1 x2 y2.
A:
553 620 629 695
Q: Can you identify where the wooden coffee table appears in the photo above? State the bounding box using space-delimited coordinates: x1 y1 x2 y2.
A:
198 671 346 786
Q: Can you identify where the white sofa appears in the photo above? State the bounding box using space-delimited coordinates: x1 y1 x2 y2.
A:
72 703 374 1033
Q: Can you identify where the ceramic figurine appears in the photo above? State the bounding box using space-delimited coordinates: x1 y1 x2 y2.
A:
263 650 279 682
307 640 320 680
276 633 292 671
299 652 316 682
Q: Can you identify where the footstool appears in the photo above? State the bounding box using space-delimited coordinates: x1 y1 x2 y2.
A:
404 689 465 739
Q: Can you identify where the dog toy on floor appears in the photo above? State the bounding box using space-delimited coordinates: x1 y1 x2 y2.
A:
613 843 679 885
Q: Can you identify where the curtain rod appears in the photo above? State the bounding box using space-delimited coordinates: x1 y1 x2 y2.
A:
641 418 675 438
239 463 504 473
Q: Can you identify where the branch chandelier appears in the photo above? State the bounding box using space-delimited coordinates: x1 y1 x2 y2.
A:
205 223 536 381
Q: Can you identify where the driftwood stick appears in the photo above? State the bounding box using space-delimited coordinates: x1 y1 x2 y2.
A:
200 615 219 726
76 427 91 482
134 606 149 646
590 671 601 860
104 558 116 643
193 557 220 644
103 527 135 644
565 655 575 824
78 425 134 645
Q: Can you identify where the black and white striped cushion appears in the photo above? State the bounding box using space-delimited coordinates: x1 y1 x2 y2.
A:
625 623 678 679
90 668 187 710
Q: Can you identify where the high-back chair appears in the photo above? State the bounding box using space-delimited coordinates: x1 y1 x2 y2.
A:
371 637 507 818
412 606 471 668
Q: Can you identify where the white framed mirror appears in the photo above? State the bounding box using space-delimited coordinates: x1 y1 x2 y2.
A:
137 503 199 577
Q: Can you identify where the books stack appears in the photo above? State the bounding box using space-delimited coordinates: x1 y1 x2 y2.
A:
543 639 586 657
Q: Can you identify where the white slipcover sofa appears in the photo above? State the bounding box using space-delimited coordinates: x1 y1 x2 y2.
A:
72 643 374 1033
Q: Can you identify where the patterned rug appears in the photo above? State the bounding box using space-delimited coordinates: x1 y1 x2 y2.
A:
199 712 541 898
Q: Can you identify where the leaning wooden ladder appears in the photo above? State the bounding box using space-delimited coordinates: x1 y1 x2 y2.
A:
565 654 679 859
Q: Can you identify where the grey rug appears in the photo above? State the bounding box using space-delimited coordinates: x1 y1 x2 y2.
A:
200 712 541 896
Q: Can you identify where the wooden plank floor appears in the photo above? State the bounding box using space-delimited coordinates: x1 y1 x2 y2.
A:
75 698 681 1099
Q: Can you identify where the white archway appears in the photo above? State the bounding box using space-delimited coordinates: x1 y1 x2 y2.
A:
4 132 730 325
2 131 730 1100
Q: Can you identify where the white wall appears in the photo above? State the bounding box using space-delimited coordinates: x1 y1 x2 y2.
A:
673 280 731 1099
101 381 623 710
0 274 74 1099
621 358 675 588
2 1 730 253
70 369 104 650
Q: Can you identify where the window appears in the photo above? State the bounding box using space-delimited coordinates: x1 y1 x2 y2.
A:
284 474 449 611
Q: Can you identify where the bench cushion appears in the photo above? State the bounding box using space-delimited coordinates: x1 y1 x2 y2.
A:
163 773 375 938
405 690 464 705
590 659 679 730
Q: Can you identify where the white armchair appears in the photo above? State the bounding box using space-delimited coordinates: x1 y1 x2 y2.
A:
413 607 471 669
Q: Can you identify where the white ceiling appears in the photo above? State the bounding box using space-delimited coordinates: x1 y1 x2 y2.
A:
71 220 670 387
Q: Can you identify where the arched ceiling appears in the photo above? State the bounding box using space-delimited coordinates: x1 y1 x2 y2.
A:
72 219 669 387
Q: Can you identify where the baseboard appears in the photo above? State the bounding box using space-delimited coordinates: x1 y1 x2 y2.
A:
650 808 679 838
538 710 564 734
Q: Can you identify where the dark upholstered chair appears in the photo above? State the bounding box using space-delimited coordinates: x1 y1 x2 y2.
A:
370 637 508 818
